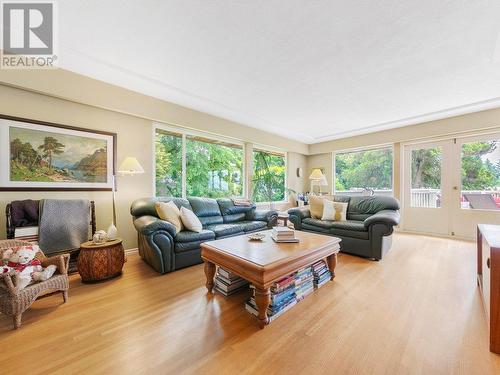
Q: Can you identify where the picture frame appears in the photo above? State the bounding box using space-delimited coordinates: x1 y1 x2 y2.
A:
0 115 116 191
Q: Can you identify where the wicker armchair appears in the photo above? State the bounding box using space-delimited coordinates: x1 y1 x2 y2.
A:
0 239 69 329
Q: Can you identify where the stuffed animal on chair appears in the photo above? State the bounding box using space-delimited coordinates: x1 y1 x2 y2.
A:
1 246 57 289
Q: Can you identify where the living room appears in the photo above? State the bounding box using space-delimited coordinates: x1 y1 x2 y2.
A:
1 2 500 374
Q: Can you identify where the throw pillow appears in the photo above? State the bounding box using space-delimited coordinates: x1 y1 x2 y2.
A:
180 206 203 233
309 195 325 219
321 200 348 221
155 201 183 233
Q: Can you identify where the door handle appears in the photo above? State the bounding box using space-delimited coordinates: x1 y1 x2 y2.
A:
453 186 458 190
487 257 491 269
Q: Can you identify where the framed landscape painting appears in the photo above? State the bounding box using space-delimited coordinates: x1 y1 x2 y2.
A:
0 115 116 191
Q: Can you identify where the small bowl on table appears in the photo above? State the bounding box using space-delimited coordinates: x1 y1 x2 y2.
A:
247 233 266 241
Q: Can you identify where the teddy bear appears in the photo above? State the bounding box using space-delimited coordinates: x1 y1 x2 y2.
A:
1 246 57 290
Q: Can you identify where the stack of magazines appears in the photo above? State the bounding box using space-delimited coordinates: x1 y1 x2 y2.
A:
245 276 297 322
295 266 314 300
271 227 299 243
214 267 249 296
312 260 332 289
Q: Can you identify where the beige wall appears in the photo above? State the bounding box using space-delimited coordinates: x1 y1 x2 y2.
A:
0 85 153 249
0 81 308 249
286 152 307 194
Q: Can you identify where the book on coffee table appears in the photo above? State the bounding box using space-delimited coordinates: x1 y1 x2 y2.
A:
271 227 299 242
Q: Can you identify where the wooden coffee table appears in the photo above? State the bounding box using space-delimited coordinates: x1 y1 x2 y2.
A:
201 230 341 328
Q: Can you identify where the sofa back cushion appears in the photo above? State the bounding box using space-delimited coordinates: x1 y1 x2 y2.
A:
216 198 256 223
188 197 223 226
131 197 192 218
347 196 400 220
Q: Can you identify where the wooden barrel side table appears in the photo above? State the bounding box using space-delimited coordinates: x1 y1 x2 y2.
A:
78 238 124 282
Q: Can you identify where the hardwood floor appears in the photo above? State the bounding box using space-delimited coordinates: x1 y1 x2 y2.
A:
1 233 500 374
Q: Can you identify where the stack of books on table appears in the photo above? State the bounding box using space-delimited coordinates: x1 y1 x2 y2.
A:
245 275 297 322
214 267 249 296
294 266 314 301
271 227 299 243
312 260 332 289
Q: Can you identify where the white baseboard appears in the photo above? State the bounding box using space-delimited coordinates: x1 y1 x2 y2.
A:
125 248 138 255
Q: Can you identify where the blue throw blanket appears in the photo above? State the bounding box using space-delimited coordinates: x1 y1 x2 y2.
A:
38 199 90 254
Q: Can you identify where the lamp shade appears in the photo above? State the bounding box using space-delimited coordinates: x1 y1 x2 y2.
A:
318 175 328 186
118 157 144 175
309 168 324 180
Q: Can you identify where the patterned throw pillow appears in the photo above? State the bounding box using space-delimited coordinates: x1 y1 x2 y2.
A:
321 200 348 221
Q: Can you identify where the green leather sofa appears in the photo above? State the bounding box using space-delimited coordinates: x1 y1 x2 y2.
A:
288 195 400 260
130 197 278 273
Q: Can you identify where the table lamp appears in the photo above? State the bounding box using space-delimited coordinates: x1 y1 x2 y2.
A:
309 168 324 195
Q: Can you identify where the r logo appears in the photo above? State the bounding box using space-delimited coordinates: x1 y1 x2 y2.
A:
2 2 53 55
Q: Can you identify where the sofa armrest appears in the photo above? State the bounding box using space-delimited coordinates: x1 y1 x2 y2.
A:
288 207 311 220
133 215 177 238
364 210 400 228
287 207 310 230
246 209 278 228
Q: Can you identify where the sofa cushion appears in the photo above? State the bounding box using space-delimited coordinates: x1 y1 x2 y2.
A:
223 213 246 223
188 197 223 226
217 198 256 215
303 218 367 232
175 229 215 243
174 240 204 253
238 220 267 233
131 197 192 218
302 218 369 240
217 198 256 223
348 196 400 215
330 228 369 240
303 218 336 229
205 223 244 238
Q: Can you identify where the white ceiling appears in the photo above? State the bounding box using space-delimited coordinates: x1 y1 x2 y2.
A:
58 1 500 144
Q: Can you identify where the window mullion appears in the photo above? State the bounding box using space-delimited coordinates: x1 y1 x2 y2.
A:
182 133 187 199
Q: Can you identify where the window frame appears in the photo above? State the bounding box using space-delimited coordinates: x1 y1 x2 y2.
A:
153 123 246 199
251 144 288 204
332 144 394 195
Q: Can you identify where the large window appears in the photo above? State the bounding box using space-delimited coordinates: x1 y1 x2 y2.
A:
186 135 243 198
460 139 500 209
155 129 183 197
252 149 286 202
334 146 393 195
155 126 244 198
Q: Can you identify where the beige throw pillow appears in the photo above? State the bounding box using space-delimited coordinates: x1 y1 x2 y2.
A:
155 201 183 233
180 206 203 233
321 200 348 221
309 195 325 219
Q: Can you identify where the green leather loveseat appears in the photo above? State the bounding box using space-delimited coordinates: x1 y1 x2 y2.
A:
288 195 400 260
131 197 278 273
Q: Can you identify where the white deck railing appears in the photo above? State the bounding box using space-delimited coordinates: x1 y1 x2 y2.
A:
334 188 500 209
